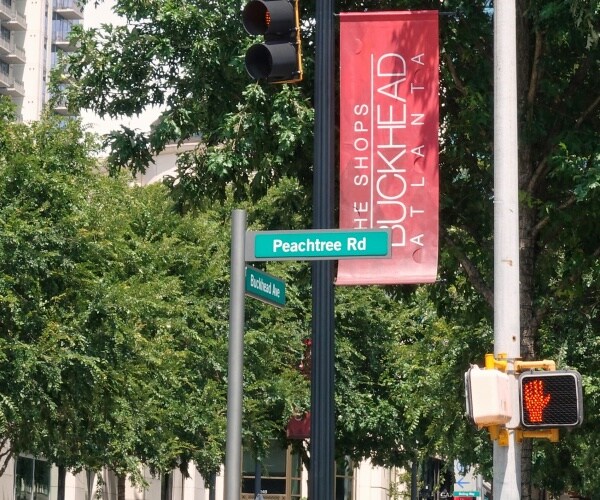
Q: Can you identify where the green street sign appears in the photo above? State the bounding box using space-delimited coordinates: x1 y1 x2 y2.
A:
245 266 286 307
245 228 391 261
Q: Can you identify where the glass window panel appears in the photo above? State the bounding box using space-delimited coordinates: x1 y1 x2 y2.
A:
290 450 301 479
15 457 51 500
262 446 286 477
335 477 353 500
260 478 285 494
290 478 301 495
15 457 33 500
242 443 302 496
160 473 172 500
242 449 256 476
240 478 255 494
33 460 50 500
335 457 354 500
84 470 94 500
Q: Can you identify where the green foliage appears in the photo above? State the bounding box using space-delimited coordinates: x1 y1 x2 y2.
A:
45 0 600 494
0 116 311 481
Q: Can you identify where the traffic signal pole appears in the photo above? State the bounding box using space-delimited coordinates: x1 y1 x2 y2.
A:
310 0 335 497
493 0 521 496
224 209 247 500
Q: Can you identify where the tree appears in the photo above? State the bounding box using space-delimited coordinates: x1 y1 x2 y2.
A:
53 0 600 495
0 104 310 485
439 0 600 496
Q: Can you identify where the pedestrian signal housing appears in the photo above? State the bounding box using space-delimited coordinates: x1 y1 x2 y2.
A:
242 0 303 83
464 365 513 426
519 370 583 429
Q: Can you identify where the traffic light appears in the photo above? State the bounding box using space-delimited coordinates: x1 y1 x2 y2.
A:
242 0 303 83
519 370 583 429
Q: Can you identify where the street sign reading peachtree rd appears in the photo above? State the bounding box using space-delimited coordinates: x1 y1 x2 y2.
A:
245 266 286 308
245 228 392 261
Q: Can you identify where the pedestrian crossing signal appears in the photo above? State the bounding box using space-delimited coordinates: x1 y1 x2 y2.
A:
519 370 583 429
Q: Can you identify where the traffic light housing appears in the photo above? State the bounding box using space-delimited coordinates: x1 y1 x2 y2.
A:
242 0 303 83
519 370 583 429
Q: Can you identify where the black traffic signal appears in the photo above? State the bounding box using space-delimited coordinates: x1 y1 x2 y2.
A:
242 0 303 83
519 370 583 429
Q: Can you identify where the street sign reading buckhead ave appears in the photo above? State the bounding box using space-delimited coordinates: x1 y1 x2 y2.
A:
245 266 286 307
245 228 391 261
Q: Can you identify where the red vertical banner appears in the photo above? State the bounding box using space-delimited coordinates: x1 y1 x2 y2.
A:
337 11 439 285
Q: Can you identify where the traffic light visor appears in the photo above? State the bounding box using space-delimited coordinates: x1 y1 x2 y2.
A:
519 370 583 429
243 0 295 35
245 42 297 80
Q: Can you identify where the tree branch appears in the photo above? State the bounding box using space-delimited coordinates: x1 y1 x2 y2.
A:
526 53 598 197
527 156 548 196
442 52 468 96
532 195 577 239
527 29 544 108
0 437 13 477
441 227 494 308
576 93 600 128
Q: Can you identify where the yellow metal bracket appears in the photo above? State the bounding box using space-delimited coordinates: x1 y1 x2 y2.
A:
514 359 556 372
516 429 559 443
485 353 556 373
486 427 559 445
276 0 303 84
485 353 508 371
484 426 511 446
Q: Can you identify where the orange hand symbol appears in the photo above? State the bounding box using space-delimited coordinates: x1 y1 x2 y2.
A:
523 379 551 423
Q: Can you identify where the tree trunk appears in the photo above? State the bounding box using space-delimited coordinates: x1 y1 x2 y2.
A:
57 466 66 500
516 0 539 498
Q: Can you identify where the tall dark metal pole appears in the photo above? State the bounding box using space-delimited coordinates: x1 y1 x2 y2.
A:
310 0 335 497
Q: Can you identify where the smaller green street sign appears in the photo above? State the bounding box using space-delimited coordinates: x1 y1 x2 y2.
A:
453 492 480 498
245 266 286 308
245 228 391 261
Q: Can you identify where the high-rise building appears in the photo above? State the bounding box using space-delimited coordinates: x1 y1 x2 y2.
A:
0 0 82 120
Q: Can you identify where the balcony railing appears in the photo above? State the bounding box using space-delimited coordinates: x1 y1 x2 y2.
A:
0 3 26 30
0 0 12 21
53 0 83 20
0 34 26 64
7 11 26 29
0 65 12 88
52 32 79 52
0 64 24 96
10 75 23 95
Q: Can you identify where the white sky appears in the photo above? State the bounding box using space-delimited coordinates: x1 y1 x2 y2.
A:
80 0 163 136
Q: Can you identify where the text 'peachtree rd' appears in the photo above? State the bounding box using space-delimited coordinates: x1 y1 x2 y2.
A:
245 228 392 261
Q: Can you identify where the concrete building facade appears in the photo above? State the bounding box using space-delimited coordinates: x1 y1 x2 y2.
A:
0 0 81 120
0 450 406 500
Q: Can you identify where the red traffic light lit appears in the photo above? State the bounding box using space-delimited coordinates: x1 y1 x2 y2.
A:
242 0 294 36
242 0 302 83
519 370 583 429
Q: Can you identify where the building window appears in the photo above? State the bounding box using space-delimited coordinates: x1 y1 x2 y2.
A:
14 457 51 500
241 443 302 500
51 14 73 42
160 473 172 500
335 458 354 500
1 26 10 43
